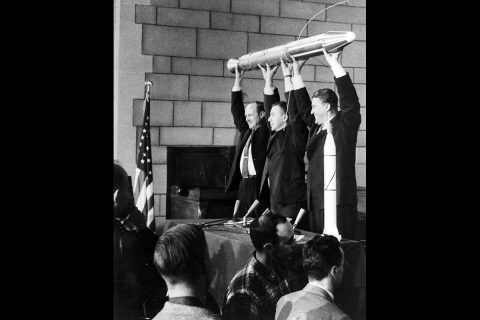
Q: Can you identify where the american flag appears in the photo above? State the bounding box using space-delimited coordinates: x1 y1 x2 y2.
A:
133 82 155 232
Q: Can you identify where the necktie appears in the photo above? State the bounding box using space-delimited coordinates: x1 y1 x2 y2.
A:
241 130 254 178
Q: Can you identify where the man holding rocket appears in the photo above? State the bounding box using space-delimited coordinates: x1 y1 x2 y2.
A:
241 58 308 223
294 48 361 239
225 64 270 219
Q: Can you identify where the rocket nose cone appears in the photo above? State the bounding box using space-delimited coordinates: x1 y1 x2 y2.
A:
345 31 356 43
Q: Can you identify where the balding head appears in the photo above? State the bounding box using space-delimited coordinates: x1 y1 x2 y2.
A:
245 101 265 129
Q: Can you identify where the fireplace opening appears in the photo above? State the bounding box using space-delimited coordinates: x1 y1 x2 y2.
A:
166 146 237 219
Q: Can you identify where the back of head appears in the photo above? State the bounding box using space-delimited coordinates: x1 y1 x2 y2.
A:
312 88 338 111
153 224 207 284
249 212 287 252
114 162 132 219
254 101 265 114
114 162 129 192
302 235 342 281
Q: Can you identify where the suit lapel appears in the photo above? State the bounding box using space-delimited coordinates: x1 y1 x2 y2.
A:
243 119 266 149
266 131 277 153
267 126 288 154
240 129 252 149
307 125 327 152
308 113 339 147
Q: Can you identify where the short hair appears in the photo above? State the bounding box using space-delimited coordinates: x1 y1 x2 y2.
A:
114 162 132 219
114 162 129 193
302 235 342 281
247 101 265 114
153 224 207 284
271 101 287 114
312 88 338 111
249 212 287 251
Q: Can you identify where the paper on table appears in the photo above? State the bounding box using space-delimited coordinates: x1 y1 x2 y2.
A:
294 235 305 242
224 218 253 226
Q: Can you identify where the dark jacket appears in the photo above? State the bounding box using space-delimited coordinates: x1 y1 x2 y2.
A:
114 210 167 319
294 73 361 210
258 90 308 207
225 90 270 197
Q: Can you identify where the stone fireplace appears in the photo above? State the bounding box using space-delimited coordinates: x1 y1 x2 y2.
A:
166 146 237 219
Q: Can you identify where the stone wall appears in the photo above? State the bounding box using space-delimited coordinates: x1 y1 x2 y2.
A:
114 0 152 178
131 0 366 222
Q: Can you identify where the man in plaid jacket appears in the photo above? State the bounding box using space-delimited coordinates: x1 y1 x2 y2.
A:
222 212 297 320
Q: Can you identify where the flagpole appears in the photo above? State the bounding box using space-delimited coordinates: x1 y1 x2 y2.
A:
134 81 153 194
144 80 152 106
134 80 156 232
144 80 152 93
144 80 154 232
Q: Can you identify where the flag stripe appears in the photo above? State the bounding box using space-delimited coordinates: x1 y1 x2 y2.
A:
133 88 156 232
147 208 155 229
135 179 147 212
133 168 141 193
146 182 153 198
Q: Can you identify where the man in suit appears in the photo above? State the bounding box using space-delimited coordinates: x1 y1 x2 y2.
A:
275 234 350 320
225 65 270 219
293 49 361 239
246 59 308 221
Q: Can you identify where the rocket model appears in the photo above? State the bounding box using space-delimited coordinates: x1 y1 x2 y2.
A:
323 125 341 240
227 31 355 73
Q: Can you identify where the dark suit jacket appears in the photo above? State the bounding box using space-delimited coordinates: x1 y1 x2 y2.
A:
294 73 361 211
258 90 308 207
225 90 270 197
275 283 351 320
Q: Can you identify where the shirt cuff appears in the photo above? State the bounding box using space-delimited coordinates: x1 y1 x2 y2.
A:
331 64 347 78
292 75 305 90
284 81 293 93
264 85 274 95
232 86 242 92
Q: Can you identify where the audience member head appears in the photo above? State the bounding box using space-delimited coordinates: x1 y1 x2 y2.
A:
153 224 208 286
245 101 265 129
311 88 338 125
249 212 296 264
302 235 345 288
268 101 288 131
114 161 133 219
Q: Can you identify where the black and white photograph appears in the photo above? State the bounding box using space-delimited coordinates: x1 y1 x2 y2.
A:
114 1 366 319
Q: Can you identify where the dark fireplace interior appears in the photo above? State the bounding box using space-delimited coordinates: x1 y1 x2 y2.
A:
166 146 237 219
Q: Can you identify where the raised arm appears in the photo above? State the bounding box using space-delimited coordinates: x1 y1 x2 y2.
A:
231 64 249 133
291 59 316 129
284 58 309 215
258 63 279 127
285 58 308 152
323 48 361 129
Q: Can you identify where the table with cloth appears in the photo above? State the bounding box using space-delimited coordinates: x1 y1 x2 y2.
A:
157 219 366 320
